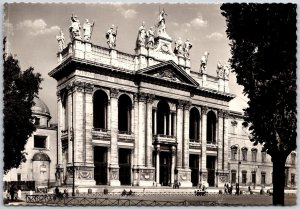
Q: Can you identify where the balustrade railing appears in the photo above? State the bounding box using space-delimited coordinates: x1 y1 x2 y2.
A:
92 128 110 132
118 130 133 135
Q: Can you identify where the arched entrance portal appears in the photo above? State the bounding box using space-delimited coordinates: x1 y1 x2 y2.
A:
94 147 108 185
207 156 216 187
189 154 199 186
160 151 171 186
119 148 131 185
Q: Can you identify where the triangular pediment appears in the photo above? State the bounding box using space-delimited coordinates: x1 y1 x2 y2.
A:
137 60 199 87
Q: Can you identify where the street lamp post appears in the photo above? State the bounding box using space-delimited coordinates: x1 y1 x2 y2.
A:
234 144 240 195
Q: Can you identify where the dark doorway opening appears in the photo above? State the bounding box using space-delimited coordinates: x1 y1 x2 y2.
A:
94 146 107 185
119 148 131 185
189 154 199 186
207 156 216 187
160 152 171 186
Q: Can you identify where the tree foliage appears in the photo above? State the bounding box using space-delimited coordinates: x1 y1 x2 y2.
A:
3 38 43 173
221 3 297 205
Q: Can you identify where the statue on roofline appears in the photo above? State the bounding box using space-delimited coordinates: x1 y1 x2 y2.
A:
83 19 95 42
69 13 81 40
56 30 65 52
136 21 147 48
216 60 230 79
183 39 192 58
200 51 209 74
146 26 155 48
174 37 184 56
157 8 167 34
106 24 118 49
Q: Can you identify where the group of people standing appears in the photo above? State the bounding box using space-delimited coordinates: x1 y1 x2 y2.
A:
224 183 240 195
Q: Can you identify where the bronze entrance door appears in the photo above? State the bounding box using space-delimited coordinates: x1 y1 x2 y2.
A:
94 146 107 185
189 154 199 186
119 148 131 185
207 156 216 187
160 152 171 186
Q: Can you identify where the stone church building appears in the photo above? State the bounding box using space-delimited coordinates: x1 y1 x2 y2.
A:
49 11 296 188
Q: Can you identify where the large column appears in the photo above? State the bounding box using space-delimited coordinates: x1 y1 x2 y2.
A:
176 101 184 168
169 113 172 136
223 111 229 171
163 114 167 135
155 144 160 186
66 81 95 186
173 112 177 137
200 106 208 187
132 94 139 185
217 110 224 172
146 95 154 167
171 146 176 187
177 102 192 187
153 108 157 135
138 93 147 167
83 83 95 182
109 88 120 186
183 103 190 169
56 90 63 185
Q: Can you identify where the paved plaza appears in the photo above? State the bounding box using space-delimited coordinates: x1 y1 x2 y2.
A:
5 187 297 206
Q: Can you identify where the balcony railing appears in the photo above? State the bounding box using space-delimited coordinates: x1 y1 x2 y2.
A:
153 134 176 144
118 131 134 142
92 128 111 141
189 140 201 149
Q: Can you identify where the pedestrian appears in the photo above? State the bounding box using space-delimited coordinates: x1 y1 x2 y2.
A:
9 184 15 201
17 189 21 199
178 182 181 189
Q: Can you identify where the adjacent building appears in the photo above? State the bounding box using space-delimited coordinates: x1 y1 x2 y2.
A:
3 97 58 190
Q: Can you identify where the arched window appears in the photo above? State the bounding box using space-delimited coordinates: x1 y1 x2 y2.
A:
231 145 238 160
118 94 132 133
241 147 248 161
157 100 171 136
251 148 257 162
189 107 200 142
207 111 216 144
93 90 108 130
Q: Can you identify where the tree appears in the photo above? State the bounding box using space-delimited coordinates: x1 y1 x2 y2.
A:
221 4 297 205
3 38 43 173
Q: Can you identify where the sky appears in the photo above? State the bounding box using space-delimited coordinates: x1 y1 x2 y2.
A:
4 3 248 123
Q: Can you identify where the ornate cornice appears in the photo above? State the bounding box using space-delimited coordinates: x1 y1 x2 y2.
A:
84 83 94 94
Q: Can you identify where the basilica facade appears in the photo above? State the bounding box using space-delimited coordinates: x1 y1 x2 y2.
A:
49 11 296 188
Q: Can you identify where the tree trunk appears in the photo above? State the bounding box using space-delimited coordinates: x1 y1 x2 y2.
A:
272 155 287 205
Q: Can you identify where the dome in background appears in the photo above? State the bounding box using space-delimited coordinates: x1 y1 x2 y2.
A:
32 97 51 117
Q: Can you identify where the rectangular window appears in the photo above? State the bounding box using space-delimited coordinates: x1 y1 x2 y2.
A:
252 150 257 162
261 172 266 185
34 117 40 126
231 149 237 160
17 173 21 181
291 174 295 185
34 135 47 149
231 171 236 183
261 151 266 162
252 172 256 184
242 172 247 184
242 149 247 161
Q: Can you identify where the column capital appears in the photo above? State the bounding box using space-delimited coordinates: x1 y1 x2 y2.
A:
171 146 176 155
201 106 208 114
177 100 185 109
146 94 155 104
218 109 224 118
155 144 161 152
110 88 119 98
138 92 147 103
223 110 229 119
72 80 85 93
183 101 192 110
84 82 94 94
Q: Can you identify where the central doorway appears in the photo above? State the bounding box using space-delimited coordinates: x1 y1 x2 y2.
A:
207 156 216 187
189 154 199 186
94 147 108 185
160 152 171 186
119 148 131 185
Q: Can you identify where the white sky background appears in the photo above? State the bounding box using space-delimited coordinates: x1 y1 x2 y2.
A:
4 3 248 123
